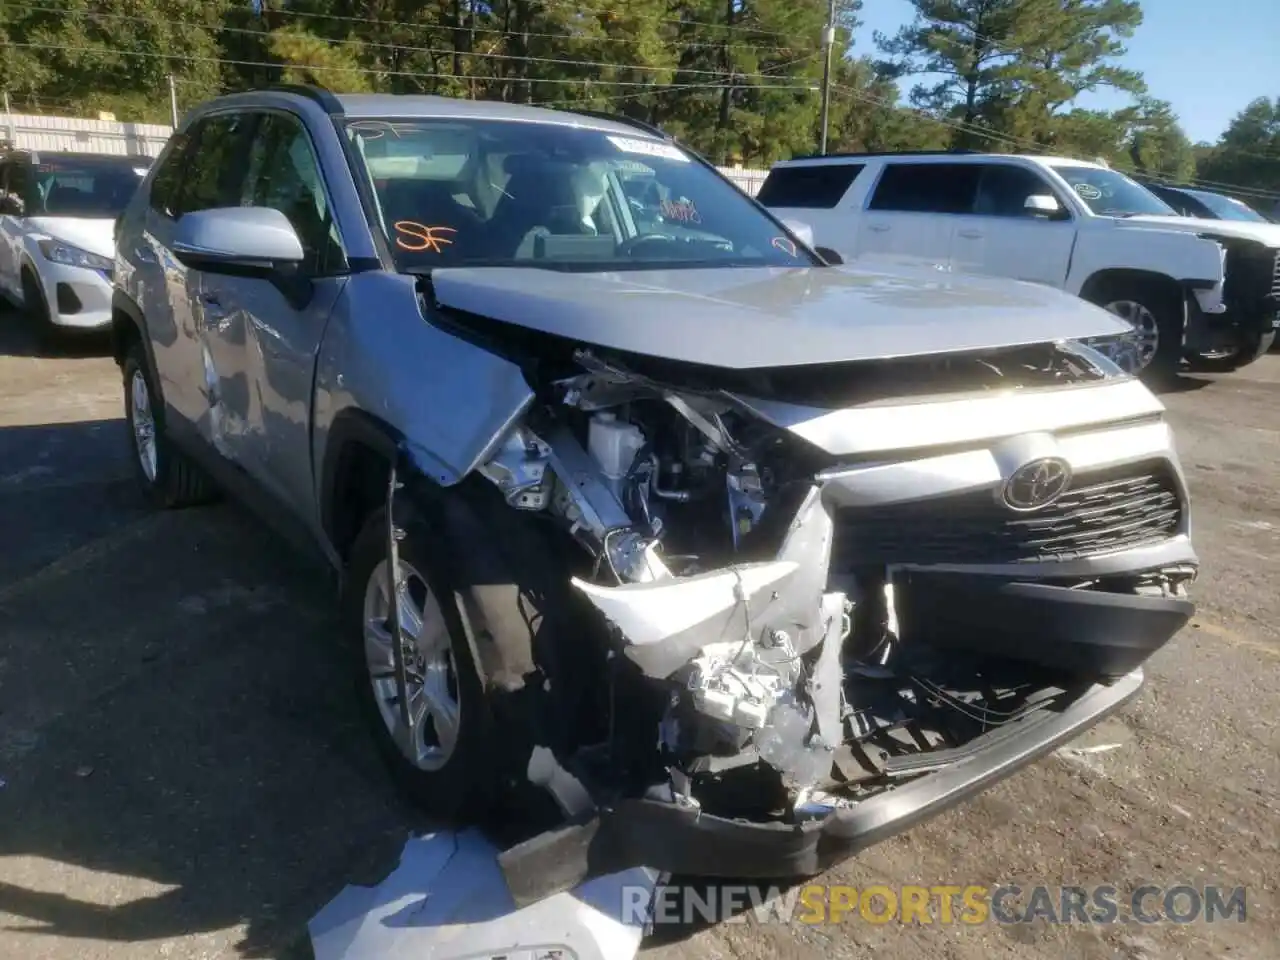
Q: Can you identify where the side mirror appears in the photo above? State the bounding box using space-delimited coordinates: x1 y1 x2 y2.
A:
815 246 844 265
1024 194 1062 217
780 218 815 249
171 206 305 273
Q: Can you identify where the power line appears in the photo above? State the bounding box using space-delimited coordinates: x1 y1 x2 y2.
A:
4 40 813 90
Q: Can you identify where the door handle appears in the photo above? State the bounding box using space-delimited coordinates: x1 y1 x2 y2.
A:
957 228 983 239
868 223 891 233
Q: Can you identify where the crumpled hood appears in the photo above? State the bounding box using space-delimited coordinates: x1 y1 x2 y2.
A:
1119 215 1280 247
26 217 116 259
431 262 1130 369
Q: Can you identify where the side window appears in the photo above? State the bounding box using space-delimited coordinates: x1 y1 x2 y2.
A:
242 113 344 274
973 164 1064 218
756 164 864 209
867 162 981 215
148 132 192 219
177 113 253 216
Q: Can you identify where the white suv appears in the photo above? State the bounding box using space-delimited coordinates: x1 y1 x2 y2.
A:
759 151 1280 379
0 150 149 343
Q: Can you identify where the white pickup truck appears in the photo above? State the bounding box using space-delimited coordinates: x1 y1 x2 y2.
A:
759 151 1280 380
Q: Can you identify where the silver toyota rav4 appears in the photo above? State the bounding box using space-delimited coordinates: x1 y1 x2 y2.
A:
112 87 1198 904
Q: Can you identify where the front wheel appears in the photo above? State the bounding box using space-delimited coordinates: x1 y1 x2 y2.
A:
1087 282 1184 381
21 268 57 349
342 506 499 822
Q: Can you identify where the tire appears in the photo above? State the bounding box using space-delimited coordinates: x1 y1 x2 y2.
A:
122 341 217 508
1185 328 1277 373
1087 280 1183 383
340 489 580 829
21 268 58 349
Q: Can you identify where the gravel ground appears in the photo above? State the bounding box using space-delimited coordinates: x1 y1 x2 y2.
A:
0 313 1275 960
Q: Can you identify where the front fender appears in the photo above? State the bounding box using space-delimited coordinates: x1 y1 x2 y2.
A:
1067 226 1226 309
313 271 535 498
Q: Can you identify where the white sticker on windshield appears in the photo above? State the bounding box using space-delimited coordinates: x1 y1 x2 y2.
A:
133 167 148 177
606 135 690 163
1073 183 1102 200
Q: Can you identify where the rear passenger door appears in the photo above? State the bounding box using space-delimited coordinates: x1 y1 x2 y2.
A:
140 114 254 431
949 162 1077 286
854 162 980 273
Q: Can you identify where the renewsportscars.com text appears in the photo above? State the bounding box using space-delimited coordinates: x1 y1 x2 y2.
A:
621 883 1248 927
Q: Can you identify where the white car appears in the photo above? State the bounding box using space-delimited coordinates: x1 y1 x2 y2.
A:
759 151 1280 379
0 150 149 341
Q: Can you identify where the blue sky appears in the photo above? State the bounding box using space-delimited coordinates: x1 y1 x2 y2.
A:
854 0 1280 144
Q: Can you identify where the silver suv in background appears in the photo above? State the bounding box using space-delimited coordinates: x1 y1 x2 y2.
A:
111 87 1198 906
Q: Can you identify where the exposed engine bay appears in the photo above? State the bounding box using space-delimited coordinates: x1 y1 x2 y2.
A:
462 336 1198 833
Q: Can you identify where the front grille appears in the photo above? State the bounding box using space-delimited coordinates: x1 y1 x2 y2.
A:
832 461 1183 567
1222 242 1280 307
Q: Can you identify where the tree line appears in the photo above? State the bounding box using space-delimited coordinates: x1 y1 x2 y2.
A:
1 0 1276 203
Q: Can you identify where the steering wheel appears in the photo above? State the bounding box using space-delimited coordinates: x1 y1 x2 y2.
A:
618 233 679 257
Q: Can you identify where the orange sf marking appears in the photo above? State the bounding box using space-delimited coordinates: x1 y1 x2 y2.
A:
394 222 457 253
772 236 797 256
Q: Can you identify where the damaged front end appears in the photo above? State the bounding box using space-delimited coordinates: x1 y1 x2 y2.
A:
461 339 1197 904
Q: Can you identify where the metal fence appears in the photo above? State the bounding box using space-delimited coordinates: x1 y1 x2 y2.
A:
0 112 172 157
716 166 768 197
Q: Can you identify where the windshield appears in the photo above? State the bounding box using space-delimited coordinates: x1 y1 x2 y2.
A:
341 117 814 272
1183 188 1269 222
1050 165 1178 218
26 156 149 218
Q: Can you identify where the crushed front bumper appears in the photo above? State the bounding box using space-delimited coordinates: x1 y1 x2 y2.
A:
500 667 1145 906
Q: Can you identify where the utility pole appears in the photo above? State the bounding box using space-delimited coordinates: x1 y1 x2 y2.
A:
167 74 179 128
3 90 15 149
819 0 836 155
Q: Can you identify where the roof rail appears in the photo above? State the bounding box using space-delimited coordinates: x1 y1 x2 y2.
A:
786 148 987 161
557 107 671 140
265 84 346 116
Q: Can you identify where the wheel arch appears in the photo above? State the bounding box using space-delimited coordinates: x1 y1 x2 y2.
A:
1078 268 1186 306
110 290 159 375
320 407 403 563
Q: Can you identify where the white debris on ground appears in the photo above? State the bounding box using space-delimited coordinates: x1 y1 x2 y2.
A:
309 829 662 960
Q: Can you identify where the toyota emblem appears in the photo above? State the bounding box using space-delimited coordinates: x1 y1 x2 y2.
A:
1001 457 1073 511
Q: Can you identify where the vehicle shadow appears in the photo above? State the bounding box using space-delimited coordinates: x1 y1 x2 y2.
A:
0 306 112 359
1153 373 1216 395
0 415 425 957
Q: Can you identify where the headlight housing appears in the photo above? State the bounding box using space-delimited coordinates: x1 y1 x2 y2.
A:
1075 331 1142 375
36 239 114 272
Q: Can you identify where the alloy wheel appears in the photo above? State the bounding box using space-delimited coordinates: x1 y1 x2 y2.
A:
362 559 461 772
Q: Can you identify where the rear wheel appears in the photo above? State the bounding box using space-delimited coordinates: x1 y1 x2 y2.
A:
1185 329 1277 373
122 341 217 507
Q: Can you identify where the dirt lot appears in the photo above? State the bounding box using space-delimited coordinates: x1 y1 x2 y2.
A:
0 312 1276 960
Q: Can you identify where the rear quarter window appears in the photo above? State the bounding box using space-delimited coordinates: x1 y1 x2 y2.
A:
757 164 864 209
